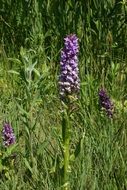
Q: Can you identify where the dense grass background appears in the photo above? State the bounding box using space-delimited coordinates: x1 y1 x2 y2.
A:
0 0 127 189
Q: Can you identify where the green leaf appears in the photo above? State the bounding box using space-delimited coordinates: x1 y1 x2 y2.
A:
16 103 29 118
33 68 40 77
24 158 33 174
8 70 20 75
7 58 21 65
3 144 17 159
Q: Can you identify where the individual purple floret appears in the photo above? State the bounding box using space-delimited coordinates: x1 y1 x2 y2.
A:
2 123 16 147
99 88 113 117
59 34 80 98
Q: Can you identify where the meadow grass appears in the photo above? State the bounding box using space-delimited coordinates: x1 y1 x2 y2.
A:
0 0 127 189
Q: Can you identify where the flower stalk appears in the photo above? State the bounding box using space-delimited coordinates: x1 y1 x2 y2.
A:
62 110 70 189
59 34 80 189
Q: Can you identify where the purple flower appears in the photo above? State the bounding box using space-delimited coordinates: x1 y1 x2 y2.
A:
59 34 80 99
99 88 113 117
2 123 16 147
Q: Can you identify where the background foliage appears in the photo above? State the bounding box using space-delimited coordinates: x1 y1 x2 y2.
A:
0 0 127 189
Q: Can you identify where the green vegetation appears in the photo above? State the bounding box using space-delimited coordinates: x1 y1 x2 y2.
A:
0 0 127 189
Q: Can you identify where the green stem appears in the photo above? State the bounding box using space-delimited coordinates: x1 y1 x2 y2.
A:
62 110 70 190
63 131 70 184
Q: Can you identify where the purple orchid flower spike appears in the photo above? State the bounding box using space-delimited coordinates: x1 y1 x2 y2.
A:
99 88 113 118
59 34 80 99
2 123 16 147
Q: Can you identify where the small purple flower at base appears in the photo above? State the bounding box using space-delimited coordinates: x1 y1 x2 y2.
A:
99 88 113 118
2 123 16 147
59 34 80 99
